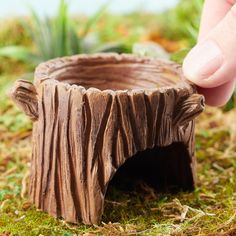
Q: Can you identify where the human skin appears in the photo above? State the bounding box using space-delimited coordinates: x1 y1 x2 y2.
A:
183 0 236 106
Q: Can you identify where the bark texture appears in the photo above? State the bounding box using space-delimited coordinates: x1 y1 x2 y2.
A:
9 53 205 225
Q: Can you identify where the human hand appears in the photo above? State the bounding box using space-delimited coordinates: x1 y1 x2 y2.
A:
183 0 236 106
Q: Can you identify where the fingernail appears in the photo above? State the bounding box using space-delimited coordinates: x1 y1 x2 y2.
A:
183 40 224 82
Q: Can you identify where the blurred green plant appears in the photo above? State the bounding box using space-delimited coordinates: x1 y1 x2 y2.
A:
159 0 203 47
0 0 127 65
170 48 190 64
224 90 236 111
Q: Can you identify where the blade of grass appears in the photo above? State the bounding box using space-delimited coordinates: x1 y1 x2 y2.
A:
54 0 68 57
0 46 39 63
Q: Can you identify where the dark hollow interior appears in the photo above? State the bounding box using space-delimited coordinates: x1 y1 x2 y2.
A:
108 142 194 193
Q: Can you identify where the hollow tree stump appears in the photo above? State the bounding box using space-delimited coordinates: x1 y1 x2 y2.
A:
9 53 205 225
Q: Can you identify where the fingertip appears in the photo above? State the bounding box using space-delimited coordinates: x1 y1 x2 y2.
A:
183 40 224 88
197 80 236 107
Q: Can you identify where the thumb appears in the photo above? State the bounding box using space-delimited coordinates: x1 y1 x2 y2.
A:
183 4 236 89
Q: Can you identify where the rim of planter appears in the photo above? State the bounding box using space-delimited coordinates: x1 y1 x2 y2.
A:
34 53 195 94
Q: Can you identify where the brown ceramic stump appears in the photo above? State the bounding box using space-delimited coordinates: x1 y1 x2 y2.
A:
9 53 205 225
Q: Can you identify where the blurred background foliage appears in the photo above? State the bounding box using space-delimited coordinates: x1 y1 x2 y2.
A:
0 0 202 63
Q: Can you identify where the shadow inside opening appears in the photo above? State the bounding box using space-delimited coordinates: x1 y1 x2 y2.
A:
107 142 194 194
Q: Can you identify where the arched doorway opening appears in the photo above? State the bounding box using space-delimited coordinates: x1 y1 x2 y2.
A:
108 142 194 193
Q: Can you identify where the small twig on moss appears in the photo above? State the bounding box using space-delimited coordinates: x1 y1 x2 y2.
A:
214 212 236 232
105 199 129 206
14 215 25 222
61 220 78 230
21 170 30 199
0 166 17 178
0 199 10 211
212 163 225 172
180 205 189 222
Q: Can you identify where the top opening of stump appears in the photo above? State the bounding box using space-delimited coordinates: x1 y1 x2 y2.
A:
35 53 189 91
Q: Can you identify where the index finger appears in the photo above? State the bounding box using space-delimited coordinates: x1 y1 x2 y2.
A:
198 0 233 41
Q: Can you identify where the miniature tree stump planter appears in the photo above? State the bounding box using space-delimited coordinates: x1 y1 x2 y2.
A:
9 53 205 225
